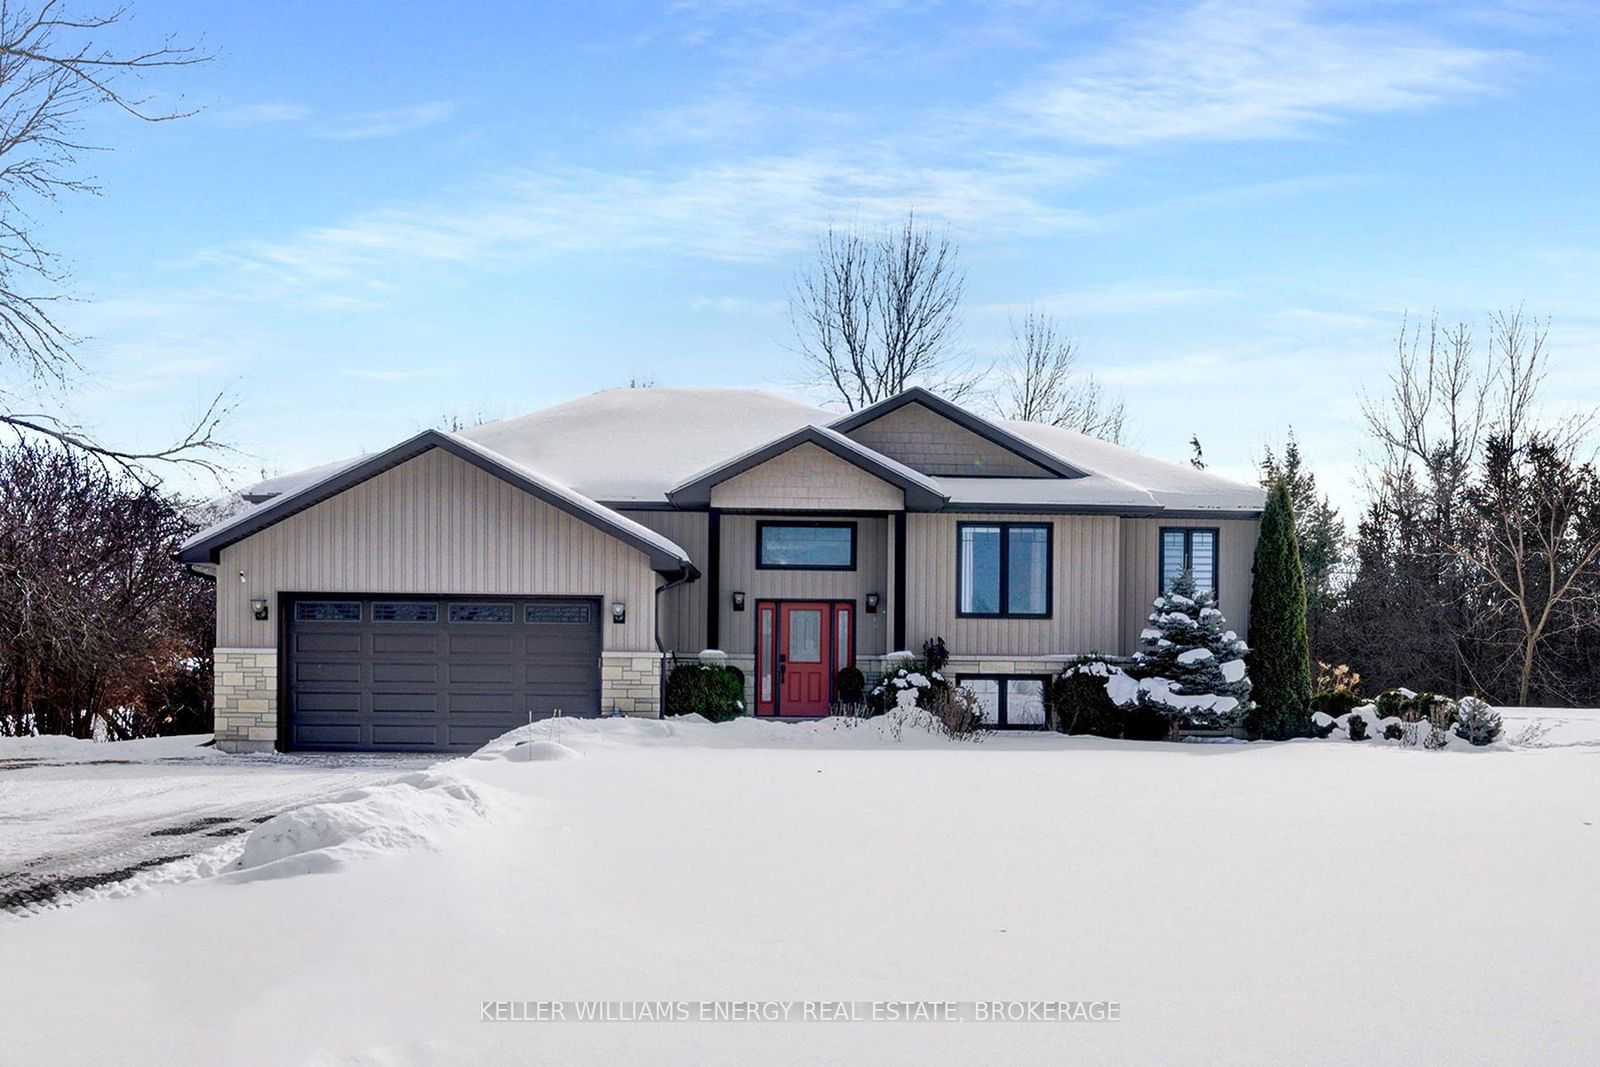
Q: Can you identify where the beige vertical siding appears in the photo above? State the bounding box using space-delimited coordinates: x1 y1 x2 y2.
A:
218 448 661 651
842 402 1051 477
716 513 889 656
616 508 709 652
709 443 905 511
904 513 1122 657
1119 517 1260 653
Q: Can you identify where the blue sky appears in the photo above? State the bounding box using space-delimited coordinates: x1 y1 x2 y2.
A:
40 0 1600 516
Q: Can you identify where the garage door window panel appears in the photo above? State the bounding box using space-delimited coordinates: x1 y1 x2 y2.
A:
295 601 361 622
449 603 513 623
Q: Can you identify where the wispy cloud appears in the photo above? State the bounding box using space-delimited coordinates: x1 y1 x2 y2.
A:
206 100 454 140
210 102 313 128
315 102 456 140
1008 0 1511 145
190 149 1093 303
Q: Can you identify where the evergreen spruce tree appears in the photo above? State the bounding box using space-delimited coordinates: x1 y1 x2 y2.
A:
1127 569 1253 730
1247 480 1313 738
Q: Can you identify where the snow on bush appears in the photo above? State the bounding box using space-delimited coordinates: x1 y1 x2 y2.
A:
1125 569 1252 730
228 771 494 881
1454 697 1503 746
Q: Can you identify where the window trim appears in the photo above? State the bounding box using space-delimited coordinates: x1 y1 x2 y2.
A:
1158 526 1221 597
524 602 594 625
755 520 858 572
958 673 1052 730
294 600 362 622
955 521 1053 619
370 601 438 623
447 602 515 624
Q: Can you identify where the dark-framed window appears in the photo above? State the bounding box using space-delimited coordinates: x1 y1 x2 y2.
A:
371 601 438 623
448 602 513 624
957 522 1052 618
294 600 361 622
960 674 1050 729
526 602 592 625
756 521 857 570
1160 527 1219 596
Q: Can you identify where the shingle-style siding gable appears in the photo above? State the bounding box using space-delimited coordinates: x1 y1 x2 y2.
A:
842 402 1055 478
708 442 905 511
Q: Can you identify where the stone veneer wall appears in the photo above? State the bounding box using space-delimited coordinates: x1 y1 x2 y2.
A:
602 652 664 716
214 647 278 753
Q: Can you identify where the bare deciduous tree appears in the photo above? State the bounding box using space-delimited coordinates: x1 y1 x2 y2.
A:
0 2 227 480
789 212 979 409
1337 308 1600 705
995 308 1126 442
0 439 213 738
1458 433 1600 705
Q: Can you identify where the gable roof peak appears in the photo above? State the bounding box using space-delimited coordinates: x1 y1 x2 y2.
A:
828 387 1089 480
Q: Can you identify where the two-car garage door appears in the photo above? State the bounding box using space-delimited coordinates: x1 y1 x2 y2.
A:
284 595 602 752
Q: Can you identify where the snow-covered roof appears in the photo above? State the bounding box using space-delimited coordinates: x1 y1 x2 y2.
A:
236 387 1265 516
180 429 698 575
668 423 948 510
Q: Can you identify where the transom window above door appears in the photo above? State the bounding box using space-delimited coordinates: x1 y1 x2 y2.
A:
756 522 857 570
957 522 1051 618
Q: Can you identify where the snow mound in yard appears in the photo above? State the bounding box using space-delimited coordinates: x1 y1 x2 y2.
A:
490 739 582 762
227 771 493 881
473 708 980 755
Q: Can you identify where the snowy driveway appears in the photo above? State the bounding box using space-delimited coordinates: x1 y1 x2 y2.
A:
0 735 439 912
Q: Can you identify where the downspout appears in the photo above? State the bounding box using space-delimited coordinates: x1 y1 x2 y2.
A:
653 564 700 719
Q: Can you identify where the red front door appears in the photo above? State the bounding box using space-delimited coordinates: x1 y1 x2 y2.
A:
779 602 830 716
755 600 855 717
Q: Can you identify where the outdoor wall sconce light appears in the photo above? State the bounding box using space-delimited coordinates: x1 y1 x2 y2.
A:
610 601 627 625
731 590 746 611
249 598 269 621
865 592 881 614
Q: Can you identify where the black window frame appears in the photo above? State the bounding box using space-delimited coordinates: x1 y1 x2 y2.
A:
755 520 858 572
525 602 594 625
370 601 439 623
958 673 1052 730
294 600 361 622
1158 526 1221 597
955 521 1053 619
447 602 514 624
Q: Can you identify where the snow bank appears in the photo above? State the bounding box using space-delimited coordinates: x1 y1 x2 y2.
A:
0 733 212 763
227 771 496 881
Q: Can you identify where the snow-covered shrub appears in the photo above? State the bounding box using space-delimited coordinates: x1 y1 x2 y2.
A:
1050 662 1123 737
1311 687 1362 718
1454 697 1502 746
921 636 950 672
925 684 983 740
1383 721 1404 741
868 661 949 714
1126 569 1253 731
664 663 745 722
1374 688 1416 720
1347 713 1369 741
1310 712 1337 739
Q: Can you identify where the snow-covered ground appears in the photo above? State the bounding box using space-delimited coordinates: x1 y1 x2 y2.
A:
2 711 1598 1065
0 734 437 911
